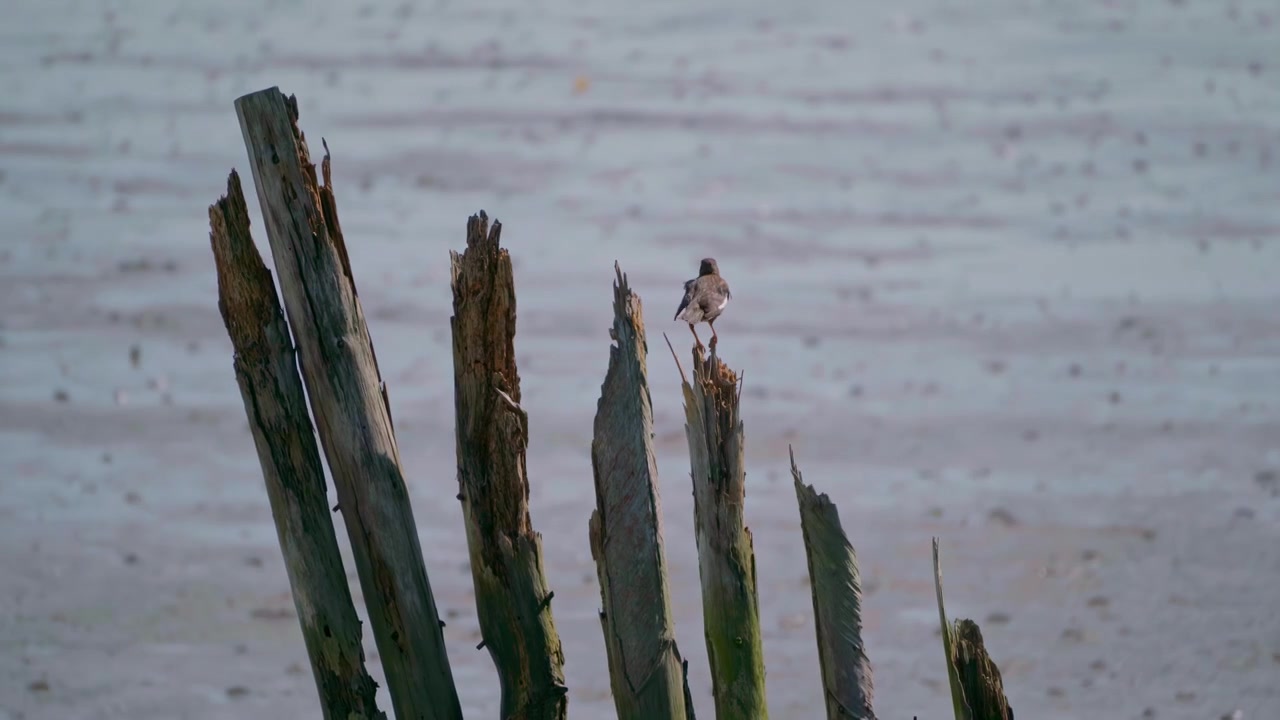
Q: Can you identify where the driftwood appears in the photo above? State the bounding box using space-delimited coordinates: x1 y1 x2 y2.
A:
233 87 460 720
668 339 768 719
210 171 384 720
589 264 696 720
450 211 567 719
790 448 875 720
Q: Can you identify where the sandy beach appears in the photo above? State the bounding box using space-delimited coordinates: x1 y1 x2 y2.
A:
2 0 1278 718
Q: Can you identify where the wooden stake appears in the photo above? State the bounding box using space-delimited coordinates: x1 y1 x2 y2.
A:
210 170 385 720
590 264 696 720
667 336 768 719
450 211 567 719
233 87 460 720
790 448 876 720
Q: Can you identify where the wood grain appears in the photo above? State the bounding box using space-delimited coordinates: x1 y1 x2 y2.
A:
233 87 461 720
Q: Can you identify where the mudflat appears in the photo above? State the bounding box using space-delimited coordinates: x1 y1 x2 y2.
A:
2 1 1277 718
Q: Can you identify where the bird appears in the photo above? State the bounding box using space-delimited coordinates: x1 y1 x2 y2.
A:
674 257 732 348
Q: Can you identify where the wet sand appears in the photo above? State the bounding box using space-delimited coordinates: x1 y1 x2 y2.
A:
2 0 1279 718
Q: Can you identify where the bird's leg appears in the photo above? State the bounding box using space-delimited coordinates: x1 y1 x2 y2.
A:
708 319 719 349
688 322 704 349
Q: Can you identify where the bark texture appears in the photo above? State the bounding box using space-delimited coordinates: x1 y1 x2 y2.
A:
210 170 385 720
233 87 460 720
589 264 695 720
668 339 768 720
790 448 875 720
450 211 567 720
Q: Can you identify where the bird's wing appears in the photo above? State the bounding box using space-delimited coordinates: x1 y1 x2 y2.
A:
674 278 696 320
698 277 731 313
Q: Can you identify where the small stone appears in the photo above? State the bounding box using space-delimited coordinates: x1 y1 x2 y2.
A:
986 612 1011 625
53 389 69 403
226 686 249 699
28 679 50 693
1087 595 1110 608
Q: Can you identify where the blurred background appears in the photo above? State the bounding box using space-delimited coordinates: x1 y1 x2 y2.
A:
2 0 1278 718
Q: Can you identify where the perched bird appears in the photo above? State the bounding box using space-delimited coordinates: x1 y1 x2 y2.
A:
674 257 732 347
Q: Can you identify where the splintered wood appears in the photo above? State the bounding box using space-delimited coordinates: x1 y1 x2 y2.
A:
209 170 384 720
234 86 460 720
790 448 876 720
667 339 768 719
952 621 1013 720
450 210 567 720
590 264 694 720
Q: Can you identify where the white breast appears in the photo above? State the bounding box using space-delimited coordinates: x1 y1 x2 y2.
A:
718 296 729 310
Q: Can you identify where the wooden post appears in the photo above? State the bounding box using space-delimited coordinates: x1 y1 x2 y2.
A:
589 264 696 720
667 339 768 719
233 87 461 720
933 540 1012 720
789 448 876 720
210 170 385 720
933 539 970 720
450 211 568 720
951 620 1014 720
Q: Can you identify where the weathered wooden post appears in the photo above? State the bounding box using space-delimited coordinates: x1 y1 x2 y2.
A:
233 87 461 720
951 620 1014 720
450 211 568 719
933 539 1013 720
589 265 697 720
210 170 385 720
790 447 876 720
667 339 768 719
